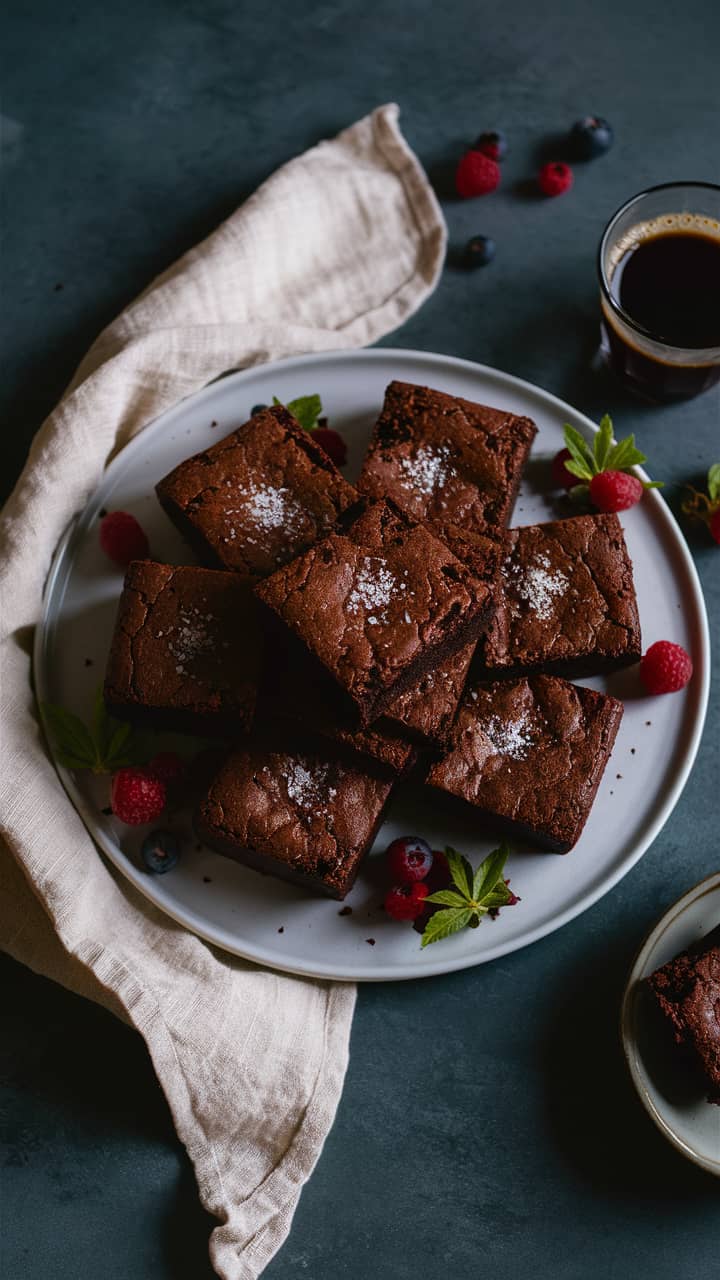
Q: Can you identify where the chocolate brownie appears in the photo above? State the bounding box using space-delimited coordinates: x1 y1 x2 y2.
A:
195 743 394 898
254 501 494 726
258 641 418 776
479 513 642 679
104 561 261 736
647 926 720 1104
155 405 359 577
382 643 476 747
425 674 623 852
357 381 536 540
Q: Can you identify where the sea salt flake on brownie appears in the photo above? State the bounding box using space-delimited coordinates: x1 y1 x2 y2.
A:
283 759 338 810
347 556 397 619
482 708 537 760
167 605 216 674
398 444 452 496
511 553 568 621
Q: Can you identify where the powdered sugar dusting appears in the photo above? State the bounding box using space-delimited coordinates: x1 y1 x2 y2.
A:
283 760 338 810
166 606 215 675
482 709 536 760
347 556 398 623
512 553 568 621
398 444 451 497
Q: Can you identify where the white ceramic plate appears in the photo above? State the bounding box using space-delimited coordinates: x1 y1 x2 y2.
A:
621 874 720 1176
35 349 710 981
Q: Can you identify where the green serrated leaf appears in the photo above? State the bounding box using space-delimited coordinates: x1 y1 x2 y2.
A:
445 847 473 900
287 394 322 432
485 881 513 908
420 907 473 948
564 458 594 481
41 703 97 768
472 843 510 904
424 888 469 908
593 414 614 471
605 436 647 472
563 425 596 477
707 463 720 502
105 721 132 766
642 480 664 490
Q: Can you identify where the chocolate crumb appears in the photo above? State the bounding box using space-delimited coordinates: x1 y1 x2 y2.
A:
645 720 652 726
609 790 614 795
338 906 352 916
101 806 112 815
203 876 212 884
278 926 284 933
53 282 64 292
210 420 218 428
616 773 622 779
630 748 636 754
365 938 376 946
84 657 93 667
99 507 107 519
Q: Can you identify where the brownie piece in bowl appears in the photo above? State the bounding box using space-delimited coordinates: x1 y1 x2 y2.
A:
195 742 395 898
425 674 623 852
254 501 495 726
156 405 359 578
104 561 261 737
479 513 642 679
647 927 720 1104
357 381 536 540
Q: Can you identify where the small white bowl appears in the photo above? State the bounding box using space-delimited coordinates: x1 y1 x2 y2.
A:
621 872 720 1176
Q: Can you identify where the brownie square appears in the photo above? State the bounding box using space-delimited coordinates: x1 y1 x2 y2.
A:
357 381 536 539
254 501 494 726
155 405 359 578
195 743 395 898
425 674 623 852
104 561 261 736
647 927 720 1104
480 513 642 679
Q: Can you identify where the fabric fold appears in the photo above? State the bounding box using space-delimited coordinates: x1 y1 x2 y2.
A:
0 102 446 1279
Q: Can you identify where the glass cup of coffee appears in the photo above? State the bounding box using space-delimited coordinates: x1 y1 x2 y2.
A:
598 182 720 401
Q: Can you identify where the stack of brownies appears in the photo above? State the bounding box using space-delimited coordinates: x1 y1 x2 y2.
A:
104 382 640 899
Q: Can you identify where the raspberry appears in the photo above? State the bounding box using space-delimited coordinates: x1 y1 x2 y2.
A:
148 752 185 788
384 882 430 922
456 150 501 198
551 447 577 490
313 427 347 466
640 641 693 695
710 510 720 545
99 511 149 567
111 767 166 825
386 836 433 883
589 470 643 512
538 161 573 197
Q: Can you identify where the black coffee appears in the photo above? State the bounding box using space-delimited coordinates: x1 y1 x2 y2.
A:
613 230 720 348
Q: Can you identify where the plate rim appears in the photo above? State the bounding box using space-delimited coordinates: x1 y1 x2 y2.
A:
619 871 720 1177
34 346 712 982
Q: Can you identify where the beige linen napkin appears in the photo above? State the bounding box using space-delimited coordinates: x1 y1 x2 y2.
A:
0 104 445 1278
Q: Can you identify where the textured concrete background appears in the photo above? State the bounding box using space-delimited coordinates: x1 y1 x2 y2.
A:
2 1 718 1276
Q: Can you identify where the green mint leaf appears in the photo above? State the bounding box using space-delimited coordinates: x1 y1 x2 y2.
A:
642 480 664 490
421 907 473 948
424 888 470 908
41 703 97 769
105 721 133 768
708 463 720 502
593 414 614 471
274 393 323 432
564 458 594 482
472 842 510 904
605 438 647 472
485 881 513 908
563 424 596 478
445 846 474 900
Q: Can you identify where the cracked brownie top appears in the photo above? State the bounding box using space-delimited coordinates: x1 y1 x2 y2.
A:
195 744 394 897
480 513 642 678
357 381 536 539
155 405 359 577
425 674 623 852
254 501 494 724
647 927 720 1104
104 560 261 730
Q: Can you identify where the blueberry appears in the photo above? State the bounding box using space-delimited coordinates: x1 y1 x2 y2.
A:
141 829 180 874
251 403 268 416
474 129 508 161
464 235 496 268
570 116 614 159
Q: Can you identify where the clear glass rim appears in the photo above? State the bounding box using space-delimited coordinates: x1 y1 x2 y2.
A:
597 181 720 354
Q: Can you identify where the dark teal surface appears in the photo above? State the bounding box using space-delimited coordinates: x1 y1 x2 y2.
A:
2 2 719 1277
